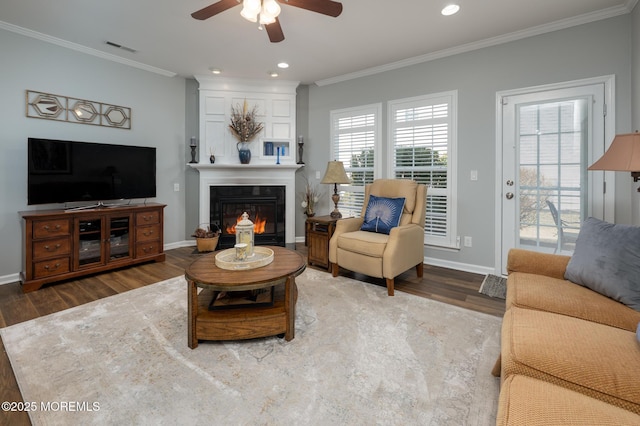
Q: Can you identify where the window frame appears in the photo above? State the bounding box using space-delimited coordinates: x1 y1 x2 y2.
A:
388 91 458 248
329 92 458 250
329 103 383 218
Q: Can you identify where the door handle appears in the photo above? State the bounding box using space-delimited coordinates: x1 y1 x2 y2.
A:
506 180 514 186
506 192 514 200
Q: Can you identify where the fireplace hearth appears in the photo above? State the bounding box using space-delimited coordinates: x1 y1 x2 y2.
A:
210 186 285 248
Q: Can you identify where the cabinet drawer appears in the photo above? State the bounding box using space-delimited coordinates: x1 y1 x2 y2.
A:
136 224 160 242
136 242 160 257
33 237 71 260
136 211 160 226
33 219 71 238
33 257 70 279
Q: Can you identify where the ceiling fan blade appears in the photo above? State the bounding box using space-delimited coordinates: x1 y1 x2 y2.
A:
265 18 285 43
279 0 343 17
191 0 239 20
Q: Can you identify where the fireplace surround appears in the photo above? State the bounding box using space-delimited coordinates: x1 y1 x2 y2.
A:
189 164 302 246
211 185 285 248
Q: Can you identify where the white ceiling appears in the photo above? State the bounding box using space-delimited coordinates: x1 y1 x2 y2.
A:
0 0 636 85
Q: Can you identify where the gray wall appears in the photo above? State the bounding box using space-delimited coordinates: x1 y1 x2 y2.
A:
632 3 640 225
2 11 638 281
303 15 634 272
635 4 640 132
0 29 186 283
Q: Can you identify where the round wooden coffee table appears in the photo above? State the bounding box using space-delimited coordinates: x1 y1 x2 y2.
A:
185 246 306 348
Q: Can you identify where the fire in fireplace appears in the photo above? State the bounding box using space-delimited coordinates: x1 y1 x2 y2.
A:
225 213 267 235
210 186 285 249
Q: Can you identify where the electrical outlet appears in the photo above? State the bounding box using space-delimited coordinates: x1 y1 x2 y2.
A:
464 236 472 247
173 183 180 192
470 170 478 181
315 170 321 179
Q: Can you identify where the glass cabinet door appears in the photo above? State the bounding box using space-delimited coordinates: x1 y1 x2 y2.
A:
78 218 103 266
109 216 130 260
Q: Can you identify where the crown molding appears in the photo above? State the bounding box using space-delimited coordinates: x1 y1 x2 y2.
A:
194 76 300 93
0 20 177 78
315 3 635 87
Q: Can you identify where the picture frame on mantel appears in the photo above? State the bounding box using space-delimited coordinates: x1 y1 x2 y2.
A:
260 138 292 162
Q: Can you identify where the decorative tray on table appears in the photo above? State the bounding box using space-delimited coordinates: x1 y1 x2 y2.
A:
214 246 274 270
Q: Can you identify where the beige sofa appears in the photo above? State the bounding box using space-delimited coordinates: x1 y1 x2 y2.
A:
494 248 640 425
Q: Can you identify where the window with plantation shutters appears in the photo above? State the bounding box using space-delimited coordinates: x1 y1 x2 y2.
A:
389 91 458 248
330 104 382 218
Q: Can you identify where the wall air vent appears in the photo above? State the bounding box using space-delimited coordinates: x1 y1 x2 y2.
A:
105 41 137 53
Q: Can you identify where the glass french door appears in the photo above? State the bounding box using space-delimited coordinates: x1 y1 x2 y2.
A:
499 81 610 274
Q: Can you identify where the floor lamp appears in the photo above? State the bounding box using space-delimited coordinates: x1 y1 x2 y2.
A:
321 161 351 218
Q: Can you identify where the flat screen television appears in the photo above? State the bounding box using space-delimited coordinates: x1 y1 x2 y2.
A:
28 138 156 206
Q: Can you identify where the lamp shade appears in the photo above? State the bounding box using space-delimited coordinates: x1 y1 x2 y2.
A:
588 133 640 172
320 161 350 184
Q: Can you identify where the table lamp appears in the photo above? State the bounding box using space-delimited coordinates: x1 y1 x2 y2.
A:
589 132 640 191
321 161 351 218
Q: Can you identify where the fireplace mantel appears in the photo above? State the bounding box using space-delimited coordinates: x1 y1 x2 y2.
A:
189 163 303 245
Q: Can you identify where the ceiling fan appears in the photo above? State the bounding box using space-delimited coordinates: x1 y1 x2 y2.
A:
191 0 343 43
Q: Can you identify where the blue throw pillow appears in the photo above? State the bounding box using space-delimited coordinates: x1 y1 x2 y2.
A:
361 195 405 234
564 217 640 311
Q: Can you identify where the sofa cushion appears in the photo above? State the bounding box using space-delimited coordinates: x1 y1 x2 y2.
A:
501 307 640 414
507 272 640 332
361 195 405 234
497 375 640 426
564 217 640 311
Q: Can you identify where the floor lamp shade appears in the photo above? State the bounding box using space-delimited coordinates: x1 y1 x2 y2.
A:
321 161 350 218
589 133 640 174
589 133 640 189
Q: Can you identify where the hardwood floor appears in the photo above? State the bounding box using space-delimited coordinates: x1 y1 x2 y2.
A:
0 244 504 425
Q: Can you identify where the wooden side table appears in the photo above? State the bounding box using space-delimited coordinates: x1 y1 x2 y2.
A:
305 215 339 270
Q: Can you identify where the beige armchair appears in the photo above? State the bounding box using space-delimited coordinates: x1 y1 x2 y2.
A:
329 179 427 296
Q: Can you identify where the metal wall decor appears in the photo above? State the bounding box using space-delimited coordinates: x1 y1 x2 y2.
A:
26 90 131 129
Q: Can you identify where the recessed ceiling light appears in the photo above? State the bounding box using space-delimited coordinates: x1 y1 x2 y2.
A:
441 4 460 16
277 62 289 69
269 71 279 78
209 68 222 75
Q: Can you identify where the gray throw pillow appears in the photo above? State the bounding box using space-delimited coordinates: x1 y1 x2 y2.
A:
564 217 640 311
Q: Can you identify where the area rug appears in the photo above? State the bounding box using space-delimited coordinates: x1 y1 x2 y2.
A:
1 269 501 425
479 274 507 300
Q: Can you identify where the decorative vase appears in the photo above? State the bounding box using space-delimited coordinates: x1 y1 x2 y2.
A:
237 142 251 164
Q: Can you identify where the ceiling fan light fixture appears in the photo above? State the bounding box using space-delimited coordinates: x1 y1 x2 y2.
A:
241 0 261 22
259 0 280 25
441 4 460 16
262 0 281 17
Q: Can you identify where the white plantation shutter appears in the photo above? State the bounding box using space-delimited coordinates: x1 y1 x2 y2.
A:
389 91 458 248
330 104 381 217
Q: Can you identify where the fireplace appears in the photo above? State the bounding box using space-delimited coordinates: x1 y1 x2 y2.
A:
211 186 285 248
189 163 301 246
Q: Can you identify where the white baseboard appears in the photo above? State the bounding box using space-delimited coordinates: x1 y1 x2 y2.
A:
0 241 495 287
0 273 20 286
423 256 495 276
0 240 198 287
